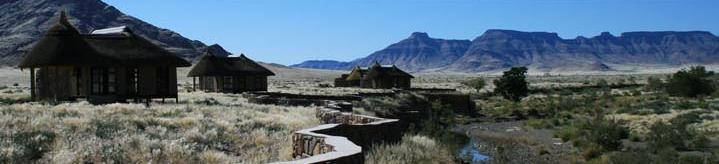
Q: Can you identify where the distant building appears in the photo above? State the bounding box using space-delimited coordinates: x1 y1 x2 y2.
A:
187 51 275 93
18 12 191 103
334 62 413 89
334 66 368 87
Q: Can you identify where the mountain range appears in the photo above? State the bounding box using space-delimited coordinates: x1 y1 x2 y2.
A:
0 0 214 66
292 30 719 73
2 0 718 73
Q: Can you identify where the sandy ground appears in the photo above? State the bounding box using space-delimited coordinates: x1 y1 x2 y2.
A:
0 64 703 94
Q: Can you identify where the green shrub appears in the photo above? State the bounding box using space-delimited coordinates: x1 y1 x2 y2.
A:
648 101 672 114
629 133 642 142
671 111 704 127
524 119 552 129
588 119 629 151
673 99 697 110
665 66 715 98
631 89 642 96
463 77 487 93
646 76 665 91
689 133 710 151
648 122 687 151
419 101 456 136
582 144 603 159
678 154 706 164
494 67 529 102
657 148 679 163
11 130 56 161
616 99 672 115
606 150 653 164
556 125 581 142
596 79 609 88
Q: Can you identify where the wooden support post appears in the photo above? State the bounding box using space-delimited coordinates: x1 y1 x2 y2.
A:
192 77 196 92
30 67 35 101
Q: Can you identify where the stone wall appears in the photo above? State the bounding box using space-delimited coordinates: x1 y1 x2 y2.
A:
267 89 474 163
272 107 402 164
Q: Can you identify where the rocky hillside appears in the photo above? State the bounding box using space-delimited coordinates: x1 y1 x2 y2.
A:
293 30 719 73
0 0 209 65
293 32 471 72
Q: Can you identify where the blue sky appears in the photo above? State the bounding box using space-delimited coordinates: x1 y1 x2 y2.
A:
102 0 719 65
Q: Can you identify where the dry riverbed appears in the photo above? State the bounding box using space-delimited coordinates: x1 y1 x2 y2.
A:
455 121 577 164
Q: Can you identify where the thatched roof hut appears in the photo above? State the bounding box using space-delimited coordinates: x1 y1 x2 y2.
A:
18 11 190 103
345 66 369 81
188 51 275 93
334 62 414 89
364 62 414 80
188 51 275 77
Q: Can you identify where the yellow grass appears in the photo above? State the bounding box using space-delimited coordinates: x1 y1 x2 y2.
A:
0 92 319 163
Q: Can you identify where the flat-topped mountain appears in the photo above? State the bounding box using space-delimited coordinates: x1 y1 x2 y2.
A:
293 32 471 72
293 30 719 72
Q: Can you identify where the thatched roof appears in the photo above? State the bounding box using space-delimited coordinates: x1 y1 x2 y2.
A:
345 66 368 81
19 12 110 67
18 12 190 68
364 62 414 79
83 28 191 67
187 51 275 77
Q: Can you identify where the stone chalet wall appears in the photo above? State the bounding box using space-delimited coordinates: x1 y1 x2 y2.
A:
272 108 402 164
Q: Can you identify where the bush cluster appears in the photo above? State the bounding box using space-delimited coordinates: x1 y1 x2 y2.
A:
494 67 529 102
664 66 715 97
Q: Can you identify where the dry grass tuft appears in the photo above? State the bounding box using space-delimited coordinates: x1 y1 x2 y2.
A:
0 92 319 163
365 135 455 164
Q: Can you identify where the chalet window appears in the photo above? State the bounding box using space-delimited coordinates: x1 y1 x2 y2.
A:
34 69 41 97
91 68 102 94
393 78 399 88
156 67 169 94
128 68 139 94
90 67 117 95
107 68 116 94
223 76 233 91
74 67 82 96
201 76 214 91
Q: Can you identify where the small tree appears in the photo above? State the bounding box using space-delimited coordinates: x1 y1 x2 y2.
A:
645 76 664 91
494 67 529 101
463 78 486 93
665 66 715 98
589 119 629 151
596 79 609 87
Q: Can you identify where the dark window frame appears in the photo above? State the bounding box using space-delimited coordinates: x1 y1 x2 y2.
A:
223 76 233 91
156 67 170 94
90 67 117 95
